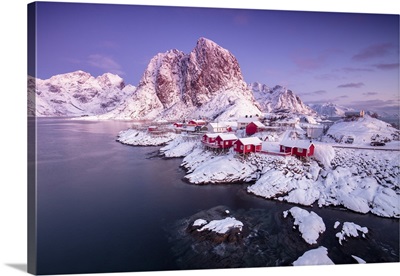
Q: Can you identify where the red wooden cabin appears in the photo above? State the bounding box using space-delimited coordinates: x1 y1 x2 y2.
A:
215 133 238 149
202 133 220 144
233 137 262 154
279 140 315 157
245 121 266 136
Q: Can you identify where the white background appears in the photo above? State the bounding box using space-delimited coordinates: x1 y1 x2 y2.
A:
0 0 398 276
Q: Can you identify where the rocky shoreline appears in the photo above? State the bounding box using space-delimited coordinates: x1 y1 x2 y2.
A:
117 129 400 218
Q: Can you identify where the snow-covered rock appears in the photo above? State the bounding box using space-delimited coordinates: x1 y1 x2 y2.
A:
313 143 335 168
335 222 368 245
160 135 199 157
116 129 178 146
351 255 367 264
196 217 244 234
292 247 335 266
283 207 326 245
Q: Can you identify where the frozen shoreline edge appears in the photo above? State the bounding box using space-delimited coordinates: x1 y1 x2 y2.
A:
116 129 400 219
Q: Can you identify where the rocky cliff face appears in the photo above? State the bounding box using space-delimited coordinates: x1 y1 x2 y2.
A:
29 71 135 116
102 37 260 120
249 82 315 115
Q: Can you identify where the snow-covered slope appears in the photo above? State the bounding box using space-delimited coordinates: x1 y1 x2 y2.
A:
28 71 135 117
99 37 261 121
249 82 315 115
326 115 399 145
309 102 353 117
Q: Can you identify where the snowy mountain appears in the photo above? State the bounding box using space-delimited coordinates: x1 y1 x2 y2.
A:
325 115 399 144
248 82 315 115
28 71 135 117
309 102 353 117
99 37 261 121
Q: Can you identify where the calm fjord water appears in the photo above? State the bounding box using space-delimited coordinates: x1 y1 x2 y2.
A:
35 118 399 274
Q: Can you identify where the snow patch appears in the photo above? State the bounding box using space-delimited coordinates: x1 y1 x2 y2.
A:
335 222 368 245
292 247 335 266
196 217 244 234
283 207 326 245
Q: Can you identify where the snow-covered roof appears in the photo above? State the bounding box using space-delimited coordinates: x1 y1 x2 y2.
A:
203 133 221 138
250 121 266 128
224 121 238 127
237 117 258 123
208 122 227 128
280 139 314 149
217 133 238 140
236 137 262 145
189 119 206 124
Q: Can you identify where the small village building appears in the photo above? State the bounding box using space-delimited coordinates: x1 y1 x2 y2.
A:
188 119 207 126
233 137 262 154
173 122 184 128
344 110 365 118
202 133 220 144
305 126 324 139
237 116 259 129
246 121 266 136
182 125 197 133
279 139 315 157
207 122 228 133
224 121 238 132
148 126 158 132
215 133 238 149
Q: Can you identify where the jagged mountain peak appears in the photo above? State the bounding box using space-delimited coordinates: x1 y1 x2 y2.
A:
248 81 315 115
100 37 259 120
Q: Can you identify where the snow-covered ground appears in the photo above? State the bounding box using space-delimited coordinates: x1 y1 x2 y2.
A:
324 115 399 146
117 127 399 218
116 129 178 146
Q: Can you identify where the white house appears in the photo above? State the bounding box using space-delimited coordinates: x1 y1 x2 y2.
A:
207 122 228 133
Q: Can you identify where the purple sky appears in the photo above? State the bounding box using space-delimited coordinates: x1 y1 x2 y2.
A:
34 2 399 115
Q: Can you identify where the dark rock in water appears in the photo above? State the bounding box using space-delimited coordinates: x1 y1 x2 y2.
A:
167 205 313 270
186 206 244 245
166 205 399 270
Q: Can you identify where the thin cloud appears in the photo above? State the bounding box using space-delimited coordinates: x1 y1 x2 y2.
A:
372 63 399 70
352 43 394 61
87 54 125 75
347 99 399 115
340 67 374 72
337 82 365 88
362 92 379 96
292 48 341 71
305 95 348 104
312 90 327 95
62 57 82 64
298 90 327 97
314 74 343 81
97 40 119 49
234 13 249 25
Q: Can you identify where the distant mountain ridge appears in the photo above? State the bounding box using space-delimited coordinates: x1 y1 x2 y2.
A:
308 102 354 117
30 38 336 120
28 71 135 116
248 82 316 115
